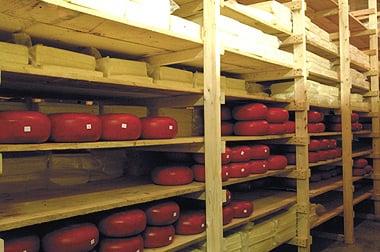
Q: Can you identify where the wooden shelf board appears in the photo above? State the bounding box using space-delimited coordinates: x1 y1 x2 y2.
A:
223 190 296 231
222 134 294 142
352 149 372 158
312 205 343 228
221 1 293 36
306 37 339 60
353 130 372 136
310 177 343 198
0 137 204 153
225 90 291 103
222 166 296 186
351 60 371 72
353 187 373 206
145 233 206 252
309 157 342 167
352 105 371 113
309 132 341 137
308 69 340 85
309 102 340 110
0 179 205 232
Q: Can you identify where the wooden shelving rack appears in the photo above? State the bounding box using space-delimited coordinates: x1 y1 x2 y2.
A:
0 0 378 252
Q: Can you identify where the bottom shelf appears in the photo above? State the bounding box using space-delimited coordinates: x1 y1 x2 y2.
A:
145 233 206 252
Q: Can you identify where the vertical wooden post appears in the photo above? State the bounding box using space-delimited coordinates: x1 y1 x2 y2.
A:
339 0 355 244
203 0 223 251
0 238 4 252
293 1 310 251
368 0 380 220
0 153 2 176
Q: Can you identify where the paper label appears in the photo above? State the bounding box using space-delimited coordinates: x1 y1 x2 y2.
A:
240 151 245 156
86 124 92 130
121 123 128 129
243 209 248 213
169 125 174 130
241 168 245 172
90 238 95 245
226 154 230 159
24 126 31 133
201 223 205 228
226 172 229 176
173 212 177 217
169 236 173 241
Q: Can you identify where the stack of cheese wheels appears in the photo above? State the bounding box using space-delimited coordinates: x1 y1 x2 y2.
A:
307 110 326 133
175 210 206 235
326 113 362 132
286 138 341 165
98 209 146 251
143 201 180 248
221 105 234 136
42 223 99 252
232 103 290 136
191 148 231 182
353 158 372 176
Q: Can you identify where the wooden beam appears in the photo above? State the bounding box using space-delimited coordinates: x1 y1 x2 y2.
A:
129 95 204 108
183 190 227 202
0 153 2 176
240 68 303 82
339 0 355 244
312 8 339 18
136 143 205 153
330 29 376 40
203 0 223 251
350 8 376 18
145 47 203 66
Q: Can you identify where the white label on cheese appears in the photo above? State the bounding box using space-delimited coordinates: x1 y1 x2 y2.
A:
201 223 205 228
265 149 268 152
121 123 128 129
226 154 230 159
86 124 92 130
241 168 245 172
226 172 229 176
243 209 248 213
23 250 27 252
173 212 177 217
24 126 31 133
169 125 174 130
240 151 245 156
90 238 95 245
136 250 140 252
169 236 173 241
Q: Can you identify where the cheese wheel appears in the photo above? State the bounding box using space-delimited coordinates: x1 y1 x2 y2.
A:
224 190 232 206
141 117 178 139
193 147 232 165
268 123 286 135
309 152 320 163
267 155 288 170
286 153 296 165
143 226 175 248
227 163 250 178
327 123 341 132
100 114 141 141
248 160 269 174
364 165 373 174
230 146 251 162
336 148 342 157
5 235 40 252
151 165 193 186
309 139 321 151
145 201 180 226
353 168 366 176
352 122 363 131
308 111 324 123
329 139 337 149
99 236 144 252
221 121 234 136
320 139 330 150
223 205 234 225
353 159 368 168
192 164 229 182
351 113 360 122
232 103 267 121
283 121 295 133
99 209 146 237
221 105 232 121
234 120 269 136
249 145 270 160
175 211 206 235
267 108 289 123
317 150 329 161
308 123 326 133
326 150 337 160
230 200 254 218
0 111 51 144
42 223 99 252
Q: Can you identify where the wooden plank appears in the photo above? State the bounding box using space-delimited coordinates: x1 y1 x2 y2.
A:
0 153 2 177
145 233 206 252
0 137 204 152
222 134 294 142
203 0 223 251
310 177 344 198
225 89 292 103
309 132 342 136
0 179 205 231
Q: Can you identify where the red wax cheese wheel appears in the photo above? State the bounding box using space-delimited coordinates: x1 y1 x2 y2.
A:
100 114 141 141
228 163 250 178
5 235 40 252
317 150 329 161
326 150 336 160
143 226 175 248
145 201 180 226
364 165 373 174
99 209 146 237
221 106 232 121
221 121 234 136
351 113 360 122
192 164 229 182
234 120 269 136
320 139 330 150
141 117 177 139
99 236 144 252
283 121 295 133
42 223 99 252
353 159 368 168
353 168 366 176
308 111 324 123
327 123 341 132
309 152 320 163
223 206 234 225
248 160 268 174
336 148 342 157
268 123 286 135
267 108 289 123
230 201 254 218
286 153 296 165
175 212 206 235
193 147 232 165
329 139 337 149
308 123 325 133
267 155 288 170
230 146 251 162
0 111 51 144
309 140 321 151
151 166 193 186
352 122 363 131
250 145 270 160
50 113 101 142
232 103 267 121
